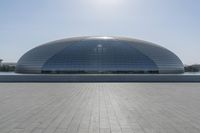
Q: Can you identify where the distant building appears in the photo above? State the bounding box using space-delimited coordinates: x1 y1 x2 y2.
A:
185 64 200 72
3 62 16 67
16 36 184 74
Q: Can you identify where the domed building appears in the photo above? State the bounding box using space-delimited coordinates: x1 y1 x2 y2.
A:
16 36 184 74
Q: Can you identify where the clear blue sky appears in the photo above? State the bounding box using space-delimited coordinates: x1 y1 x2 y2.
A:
0 0 200 64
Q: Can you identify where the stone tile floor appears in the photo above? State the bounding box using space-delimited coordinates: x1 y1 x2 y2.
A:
0 83 200 133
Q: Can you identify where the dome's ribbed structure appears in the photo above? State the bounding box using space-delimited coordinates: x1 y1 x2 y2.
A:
16 36 184 74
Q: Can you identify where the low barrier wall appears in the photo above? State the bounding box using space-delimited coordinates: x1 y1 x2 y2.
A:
0 74 200 82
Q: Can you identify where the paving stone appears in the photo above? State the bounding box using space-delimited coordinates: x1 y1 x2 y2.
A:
0 83 199 133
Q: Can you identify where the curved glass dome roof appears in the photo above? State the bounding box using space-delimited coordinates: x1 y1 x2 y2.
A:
16 36 184 74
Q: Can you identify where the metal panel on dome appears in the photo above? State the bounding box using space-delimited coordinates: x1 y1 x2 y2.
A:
15 38 84 73
15 36 184 74
118 39 184 73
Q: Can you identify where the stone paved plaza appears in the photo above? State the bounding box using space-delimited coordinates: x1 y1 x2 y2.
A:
0 83 200 133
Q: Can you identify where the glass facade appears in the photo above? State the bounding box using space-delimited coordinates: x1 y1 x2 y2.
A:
16 37 184 74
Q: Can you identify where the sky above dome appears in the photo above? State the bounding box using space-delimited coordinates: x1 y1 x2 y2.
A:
0 0 200 64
